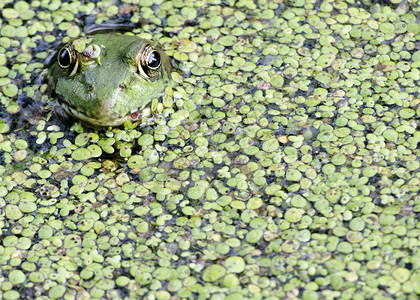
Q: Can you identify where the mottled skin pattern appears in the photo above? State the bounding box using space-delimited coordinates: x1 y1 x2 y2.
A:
48 34 171 127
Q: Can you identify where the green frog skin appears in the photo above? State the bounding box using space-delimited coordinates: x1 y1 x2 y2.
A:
47 33 171 127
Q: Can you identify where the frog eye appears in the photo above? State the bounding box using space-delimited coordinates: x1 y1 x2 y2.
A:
137 44 161 78
57 46 79 76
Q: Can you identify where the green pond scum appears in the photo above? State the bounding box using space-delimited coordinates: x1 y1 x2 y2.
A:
0 0 419 299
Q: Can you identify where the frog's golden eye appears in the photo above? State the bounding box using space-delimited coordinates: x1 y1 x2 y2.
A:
137 44 161 79
58 46 79 76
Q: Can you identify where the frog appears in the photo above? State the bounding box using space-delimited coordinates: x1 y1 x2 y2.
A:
47 33 172 127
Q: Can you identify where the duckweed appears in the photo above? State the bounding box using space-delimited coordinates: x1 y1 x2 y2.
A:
0 0 419 299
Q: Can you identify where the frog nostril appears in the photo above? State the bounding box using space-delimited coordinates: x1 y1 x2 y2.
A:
119 84 126 91
87 84 94 91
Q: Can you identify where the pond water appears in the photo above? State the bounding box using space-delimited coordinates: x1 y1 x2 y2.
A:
0 0 419 299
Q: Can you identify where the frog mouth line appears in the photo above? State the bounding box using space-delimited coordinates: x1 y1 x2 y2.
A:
56 95 151 127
